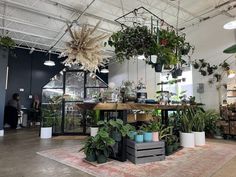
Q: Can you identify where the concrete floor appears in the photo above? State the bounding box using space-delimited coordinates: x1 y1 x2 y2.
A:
0 128 235 177
0 128 92 177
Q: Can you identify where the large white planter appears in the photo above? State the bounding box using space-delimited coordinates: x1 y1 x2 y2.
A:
40 127 52 139
180 132 195 148
90 127 99 137
194 131 205 146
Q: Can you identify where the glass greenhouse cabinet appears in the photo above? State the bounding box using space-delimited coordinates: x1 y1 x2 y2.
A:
41 67 108 135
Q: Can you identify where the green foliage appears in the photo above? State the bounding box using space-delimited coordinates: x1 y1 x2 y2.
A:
202 110 221 135
147 121 162 132
177 108 195 133
87 110 100 126
0 36 15 48
98 119 135 141
159 125 173 140
108 26 192 66
80 130 115 160
41 96 62 127
193 110 205 132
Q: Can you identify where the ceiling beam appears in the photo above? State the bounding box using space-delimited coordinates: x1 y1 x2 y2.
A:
158 0 201 20
42 0 120 27
0 15 60 33
0 0 71 23
0 26 57 40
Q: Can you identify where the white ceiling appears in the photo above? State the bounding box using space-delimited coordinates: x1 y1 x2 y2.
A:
0 0 235 54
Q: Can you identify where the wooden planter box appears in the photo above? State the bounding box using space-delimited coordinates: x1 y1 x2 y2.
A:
136 113 153 122
126 139 165 164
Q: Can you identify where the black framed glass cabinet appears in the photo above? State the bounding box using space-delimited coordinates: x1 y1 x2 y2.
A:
41 67 108 135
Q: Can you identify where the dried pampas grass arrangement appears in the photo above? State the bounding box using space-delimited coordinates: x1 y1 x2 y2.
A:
63 21 109 72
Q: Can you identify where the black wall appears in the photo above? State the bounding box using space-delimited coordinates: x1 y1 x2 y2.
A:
0 47 8 130
6 48 65 108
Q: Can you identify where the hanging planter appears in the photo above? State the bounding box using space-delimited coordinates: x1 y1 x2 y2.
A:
63 21 109 73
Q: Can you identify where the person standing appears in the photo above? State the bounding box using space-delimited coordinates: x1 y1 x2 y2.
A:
4 93 21 129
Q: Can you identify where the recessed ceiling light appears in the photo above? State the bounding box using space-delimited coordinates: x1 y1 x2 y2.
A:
223 20 236 30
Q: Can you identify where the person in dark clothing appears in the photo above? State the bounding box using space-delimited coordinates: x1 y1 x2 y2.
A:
4 93 21 129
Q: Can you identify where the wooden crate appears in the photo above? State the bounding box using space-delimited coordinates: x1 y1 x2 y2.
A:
126 139 165 164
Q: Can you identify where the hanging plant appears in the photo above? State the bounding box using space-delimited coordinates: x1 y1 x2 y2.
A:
214 73 222 82
0 36 15 48
108 26 192 68
63 22 109 73
108 26 155 62
199 59 207 68
199 69 207 76
219 61 230 71
192 60 200 69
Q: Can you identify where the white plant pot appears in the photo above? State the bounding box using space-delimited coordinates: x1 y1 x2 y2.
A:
90 127 99 137
40 127 52 139
180 132 195 148
193 131 205 146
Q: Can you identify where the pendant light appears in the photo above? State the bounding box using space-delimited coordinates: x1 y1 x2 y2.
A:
101 68 109 73
223 20 236 30
44 52 55 66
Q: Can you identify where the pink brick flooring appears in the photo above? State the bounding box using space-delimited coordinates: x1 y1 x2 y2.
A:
37 141 236 177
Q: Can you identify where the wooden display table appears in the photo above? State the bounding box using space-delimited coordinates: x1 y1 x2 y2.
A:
77 102 191 162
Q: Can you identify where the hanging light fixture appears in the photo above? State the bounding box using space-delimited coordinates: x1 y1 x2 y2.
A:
101 68 109 73
227 70 236 78
223 20 236 30
44 53 55 66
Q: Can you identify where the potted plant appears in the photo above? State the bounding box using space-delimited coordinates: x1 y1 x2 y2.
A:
135 130 144 143
172 135 179 151
93 130 115 164
193 110 206 146
0 36 15 48
204 110 221 137
40 96 62 139
165 135 174 155
40 113 53 139
148 121 161 141
178 108 195 148
88 110 100 137
141 124 153 142
79 136 96 162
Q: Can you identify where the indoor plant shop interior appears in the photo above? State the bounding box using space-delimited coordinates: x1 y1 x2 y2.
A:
0 0 236 177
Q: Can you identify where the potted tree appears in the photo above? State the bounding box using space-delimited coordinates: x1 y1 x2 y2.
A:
179 108 195 148
193 110 206 146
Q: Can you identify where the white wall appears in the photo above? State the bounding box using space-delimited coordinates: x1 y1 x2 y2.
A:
184 14 236 110
109 14 235 110
109 59 160 99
